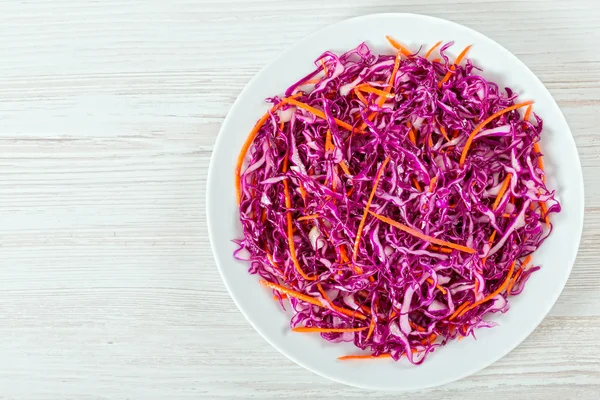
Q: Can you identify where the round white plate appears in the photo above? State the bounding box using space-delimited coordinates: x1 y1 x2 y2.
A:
207 13 584 391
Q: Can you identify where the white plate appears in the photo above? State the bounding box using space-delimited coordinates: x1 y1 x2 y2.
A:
207 13 584 391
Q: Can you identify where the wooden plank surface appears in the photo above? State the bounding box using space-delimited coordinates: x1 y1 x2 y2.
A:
0 0 599 398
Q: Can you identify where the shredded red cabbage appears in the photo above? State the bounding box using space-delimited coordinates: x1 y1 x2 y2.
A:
233 41 560 364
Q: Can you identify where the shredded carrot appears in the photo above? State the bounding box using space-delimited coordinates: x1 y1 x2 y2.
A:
360 51 401 129
338 353 392 361
261 280 367 321
353 88 369 105
292 327 367 333
284 98 363 133
426 277 447 294
522 255 533 269
449 301 471 320
439 125 450 141
359 304 372 315
506 269 522 295
282 158 316 281
428 134 434 148
425 41 442 59
356 84 395 98
235 93 302 203
459 101 533 166
428 244 453 254
260 280 323 307
298 214 320 221
482 230 497 265
409 321 427 332
370 211 477 254
273 294 288 300
429 176 438 192
320 59 328 76
365 318 375 341
438 45 472 88
432 57 441 63
261 208 267 222
303 79 321 85
492 174 512 210
317 283 368 320
412 177 422 192
352 156 391 261
457 260 516 318
235 107 278 203
325 129 334 152
407 122 417 145
532 142 550 227
339 160 351 176
385 35 412 57
298 182 307 203
339 246 350 263
366 304 377 341
533 142 545 177
524 105 532 122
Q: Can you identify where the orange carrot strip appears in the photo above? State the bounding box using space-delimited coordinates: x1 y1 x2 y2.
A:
457 261 516 318
356 84 395 98
320 59 328 75
292 327 367 333
506 269 523 295
303 79 321 85
432 57 441 63
338 353 392 361
366 303 378 341
352 156 391 261
285 98 361 133
438 45 472 88
429 176 438 192
492 174 512 210
325 129 334 152
426 277 447 294
298 214 320 221
407 122 417 145
385 35 412 57
412 177 422 192
438 126 450 142
524 105 532 122
283 159 316 281
481 230 497 265
359 304 372 315
353 88 369 105
339 160 351 176
260 280 323 307
273 294 288 300
449 301 472 320
317 283 368 320
360 52 401 129
235 94 302 203
459 101 533 166
298 182 307 203
533 142 545 177
365 318 376 341
425 41 443 59
370 212 477 254
236 107 278 203
428 244 453 254
262 281 366 321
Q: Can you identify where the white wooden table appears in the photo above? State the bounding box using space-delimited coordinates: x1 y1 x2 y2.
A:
1 1 599 398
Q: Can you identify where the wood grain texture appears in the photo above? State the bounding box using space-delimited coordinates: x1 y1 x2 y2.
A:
0 0 599 398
